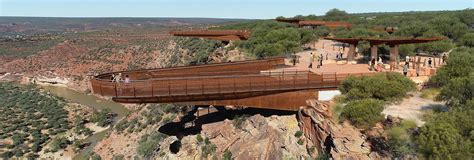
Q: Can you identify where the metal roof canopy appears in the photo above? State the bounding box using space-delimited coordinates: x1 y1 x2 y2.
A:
324 37 444 46
275 18 352 29
169 30 251 41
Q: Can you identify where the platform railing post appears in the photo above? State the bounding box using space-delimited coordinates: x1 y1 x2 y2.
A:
201 81 204 94
335 72 337 87
133 84 136 98
218 79 221 94
264 75 267 91
249 76 251 92
151 82 154 97
293 70 297 88
279 72 282 90
114 83 118 97
185 80 188 96
99 84 104 96
168 82 171 96
321 73 324 88
233 77 236 93
307 71 310 86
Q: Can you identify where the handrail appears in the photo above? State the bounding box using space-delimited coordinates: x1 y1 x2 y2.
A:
95 69 309 82
94 56 285 79
90 66 377 102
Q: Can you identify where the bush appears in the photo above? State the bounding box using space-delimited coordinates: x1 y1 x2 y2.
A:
90 108 115 127
201 137 217 158
222 149 232 160
196 134 204 143
297 139 304 145
430 47 474 86
459 33 474 47
420 88 441 100
232 114 249 129
294 131 303 138
137 131 167 158
386 125 416 158
340 99 385 129
50 137 70 152
338 73 416 102
416 121 470 159
415 106 474 159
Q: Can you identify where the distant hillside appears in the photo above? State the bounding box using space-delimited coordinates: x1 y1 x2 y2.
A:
0 17 250 36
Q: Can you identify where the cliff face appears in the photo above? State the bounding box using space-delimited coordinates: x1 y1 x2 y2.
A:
298 99 371 159
157 114 309 160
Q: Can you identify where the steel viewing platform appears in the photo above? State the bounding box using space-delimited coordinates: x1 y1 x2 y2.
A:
90 57 373 111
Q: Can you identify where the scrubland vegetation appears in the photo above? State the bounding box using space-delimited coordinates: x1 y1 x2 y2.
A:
0 83 70 158
336 47 473 159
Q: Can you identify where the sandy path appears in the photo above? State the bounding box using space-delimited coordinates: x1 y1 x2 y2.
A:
382 92 445 126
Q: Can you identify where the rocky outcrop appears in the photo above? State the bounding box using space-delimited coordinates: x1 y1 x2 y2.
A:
297 99 371 159
162 114 309 160
201 115 309 160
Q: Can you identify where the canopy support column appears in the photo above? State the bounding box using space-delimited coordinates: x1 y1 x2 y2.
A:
389 45 399 70
370 44 378 59
348 44 357 62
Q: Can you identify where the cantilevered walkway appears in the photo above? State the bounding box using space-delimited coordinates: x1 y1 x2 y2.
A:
91 57 371 111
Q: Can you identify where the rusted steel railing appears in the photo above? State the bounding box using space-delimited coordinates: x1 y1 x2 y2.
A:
91 70 375 99
94 57 285 81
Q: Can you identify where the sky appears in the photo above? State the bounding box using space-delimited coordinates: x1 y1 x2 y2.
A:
0 0 472 19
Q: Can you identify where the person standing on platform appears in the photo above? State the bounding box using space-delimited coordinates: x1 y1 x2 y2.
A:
308 52 314 68
124 75 131 83
442 54 447 64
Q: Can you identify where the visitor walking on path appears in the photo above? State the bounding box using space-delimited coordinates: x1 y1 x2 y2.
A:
319 54 323 67
403 64 408 76
428 58 433 68
442 54 447 64
370 57 376 71
416 66 420 77
308 52 314 68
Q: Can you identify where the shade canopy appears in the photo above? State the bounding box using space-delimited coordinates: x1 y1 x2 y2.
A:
275 18 352 29
170 30 251 41
324 37 444 46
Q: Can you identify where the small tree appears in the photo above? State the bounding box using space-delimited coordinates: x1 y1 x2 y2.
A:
340 99 385 129
459 33 474 47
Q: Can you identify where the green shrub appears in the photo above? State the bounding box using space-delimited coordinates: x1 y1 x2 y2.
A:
222 149 232 160
232 114 249 129
201 137 217 158
297 139 304 145
112 154 125 160
340 99 385 129
415 107 474 159
386 126 416 158
399 120 417 130
459 33 474 47
430 47 474 87
294 131 303 138
338 73 416 102
420 88 441 100
90 108 115 127
137 131 167 158
196 134 204 143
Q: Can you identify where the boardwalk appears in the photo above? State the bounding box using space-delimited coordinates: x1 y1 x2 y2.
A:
90 57 372 111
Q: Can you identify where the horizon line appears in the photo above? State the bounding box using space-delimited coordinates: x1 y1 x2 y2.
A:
1 8 470 19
